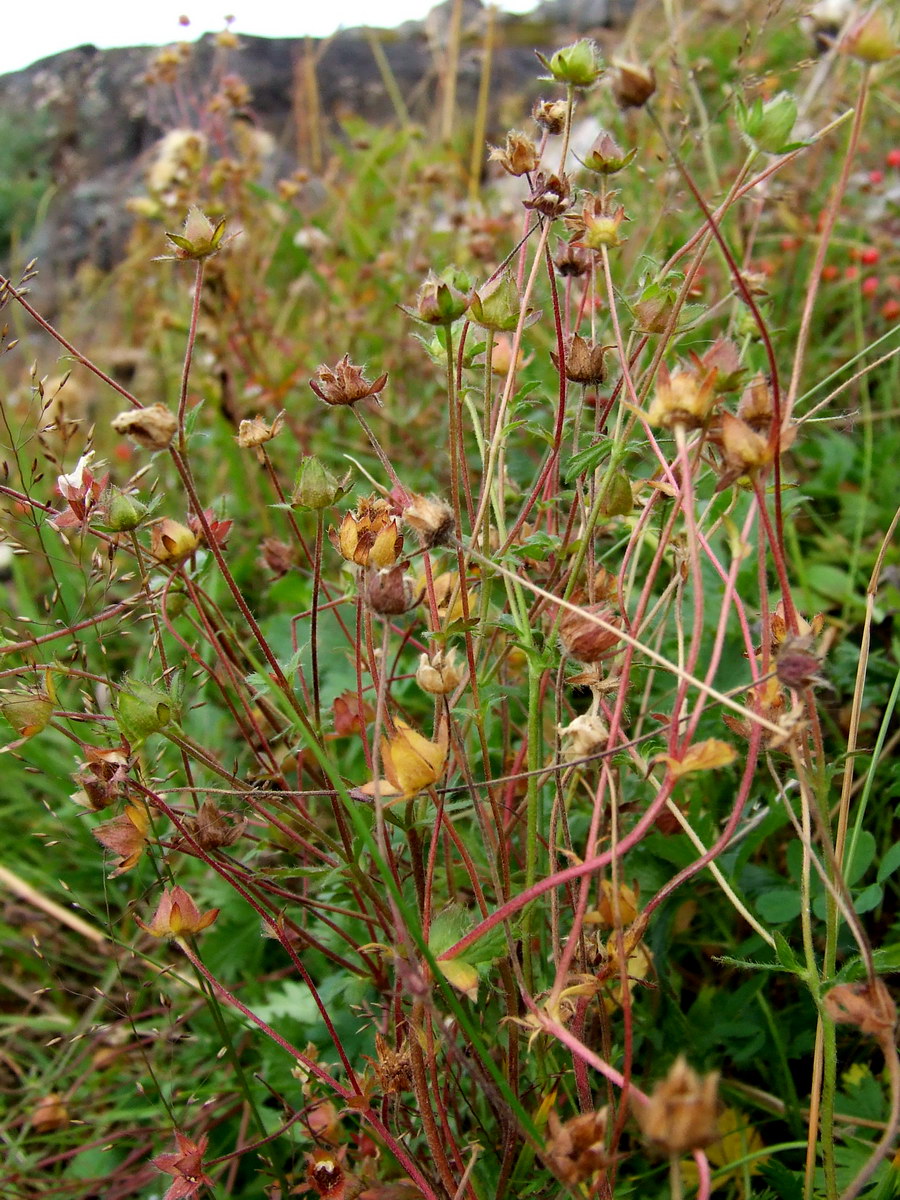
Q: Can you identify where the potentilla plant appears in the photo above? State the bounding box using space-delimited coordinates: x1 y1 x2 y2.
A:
0 7 898 1200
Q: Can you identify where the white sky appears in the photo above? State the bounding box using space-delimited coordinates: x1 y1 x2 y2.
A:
1 1 538 76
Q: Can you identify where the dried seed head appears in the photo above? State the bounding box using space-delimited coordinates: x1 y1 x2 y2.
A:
611 58 656 108
647 362 718 430
546 1108 612 1184
552 238 593 278
559 603 623 663
310 354 388 407
532 98 568 134
489 130 541 176
330 497 403 568
111 404 178 451
404 494 456 549
558 713 608 762
775 634 828 691
237 410 285 450
523 171 574 219
551 333 610 385
634 1056 719 1157
416 648 463 695
824 979 897 1040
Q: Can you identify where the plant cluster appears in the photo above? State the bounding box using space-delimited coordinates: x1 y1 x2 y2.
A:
0 5 899 1200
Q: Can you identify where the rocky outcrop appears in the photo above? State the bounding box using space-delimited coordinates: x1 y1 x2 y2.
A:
0 0 635 284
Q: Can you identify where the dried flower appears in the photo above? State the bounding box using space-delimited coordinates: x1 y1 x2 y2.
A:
663 738 737 778
634 1056 720 1157
30 1094 69 1134
152 1131 214 1200
260 536 293 576
824 979 897 1040
611 59 656 108
403 494 456 549
558 713 608 762
50 451 110 530
692 337 745 393
136 885 219 939
536 39 604 88
775 634 828 690
559 603 623 663
188 508 233 550
310 354 387 407
646 362 718 430
489 130 540 176
737 373 773 432
359 721 448 801
416 648 463 695
330 497 403 568
552 238 593 278
71 745 130 811
546 1108 612 1184
306 1147 346 1200
523 171 573 219
236 410 285 459
582 131 637 175
716 411 772 488
551 333 610 385
93 804 151 875
532 98 568 134
171 800 246 853
111 404 178 451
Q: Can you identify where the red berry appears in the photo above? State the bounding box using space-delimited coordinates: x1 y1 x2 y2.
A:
868 169 884 185
844 265 859 282
821 264 839 282
887 149 900 169
780 236 800 252
860 247 880 265
861 276 879 297
880 298 900 321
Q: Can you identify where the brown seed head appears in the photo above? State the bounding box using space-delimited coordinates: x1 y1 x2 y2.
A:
363 564 419 615
532 98 569 134
111 404 178 451
310 354 388 407
634 1055 719 1157
404 494 456 549
647 362 718 430
523 171 573 219
546 1107 612 1184
416 647 464 695
559 603 622 663
611 58 656 108
489 130 541 176
551 333 610 385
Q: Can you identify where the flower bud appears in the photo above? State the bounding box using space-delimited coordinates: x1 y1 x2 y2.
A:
611 59 656 108
114 679 178 744
599 469 633 516
470 272 538 333
417 648 463 695
105 487 149 532
559 604 622 663
149 518 201 564
164 205 228 260
840 7 899 61
111 404 178 451
291 456 347 510
363 565 418 614
405 269 471 326
537 40 604 88
1 688 54 739
634 1056 719 1157
735 92 798 155
582 131 637 175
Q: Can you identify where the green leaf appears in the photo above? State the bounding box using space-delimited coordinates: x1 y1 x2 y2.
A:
877 839 900 883
756 888 802 924
773 930 802 973
844 829 877 886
